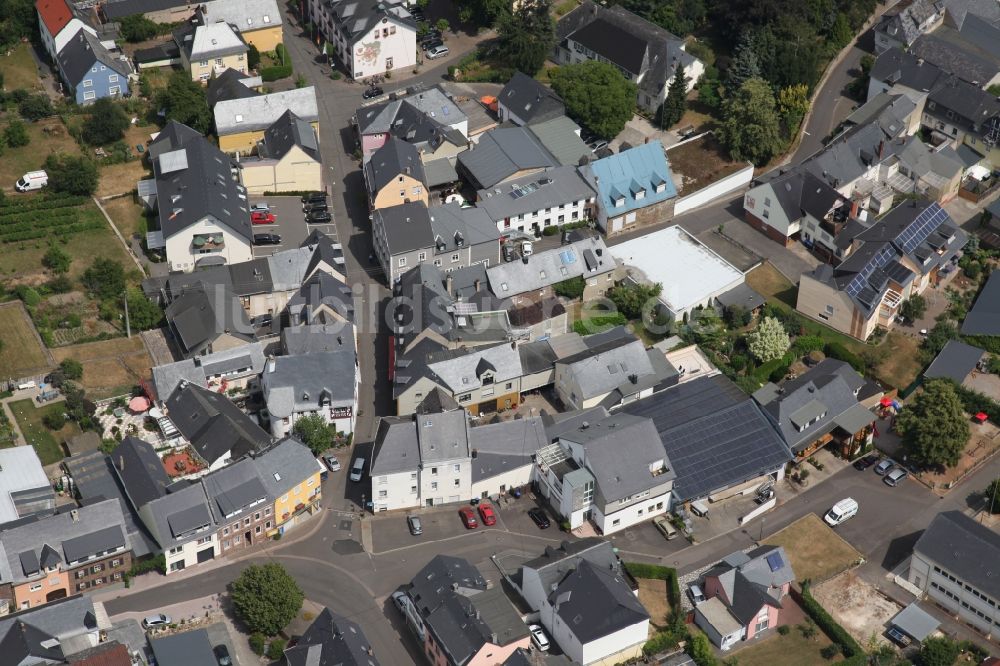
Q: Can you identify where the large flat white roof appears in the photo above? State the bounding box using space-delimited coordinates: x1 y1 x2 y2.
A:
0 447 51 524
610 226 744 314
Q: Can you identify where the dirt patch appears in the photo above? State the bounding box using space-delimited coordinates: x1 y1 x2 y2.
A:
764 514 862 584
664 133 747 194
812 571 901 647
637 578 670 631
51 337 153 399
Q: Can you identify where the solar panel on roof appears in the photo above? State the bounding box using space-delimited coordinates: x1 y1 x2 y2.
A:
559 250 577 265
766 552 783 571
895 205 949 255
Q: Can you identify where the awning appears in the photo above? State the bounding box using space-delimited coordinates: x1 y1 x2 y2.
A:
975 411 989 423
891 603 940 642
880 397 893 407
146 230 165 250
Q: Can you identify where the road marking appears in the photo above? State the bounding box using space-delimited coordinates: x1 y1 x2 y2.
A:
803 131 811 136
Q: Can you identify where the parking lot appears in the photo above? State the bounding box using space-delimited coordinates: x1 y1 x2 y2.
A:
250 194 338 257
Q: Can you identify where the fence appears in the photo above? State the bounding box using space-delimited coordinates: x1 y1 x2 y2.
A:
673 164 754 216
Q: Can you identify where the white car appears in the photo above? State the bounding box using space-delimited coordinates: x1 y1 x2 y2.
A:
250 202 271 212
824 498 859 527
324 455 341 472
426 45 449 59
391 591 409 613
528 624 550 651
142 613 171 629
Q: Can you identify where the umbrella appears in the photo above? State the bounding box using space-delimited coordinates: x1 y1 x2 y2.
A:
880 397 893 407
974 412 989 423
129 396 150 413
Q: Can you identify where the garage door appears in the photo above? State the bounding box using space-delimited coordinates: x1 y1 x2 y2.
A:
197 547 215 563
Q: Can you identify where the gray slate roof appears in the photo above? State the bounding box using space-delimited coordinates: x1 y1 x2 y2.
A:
201 457 269 518
428 201 501 254
165 382 272 465
871 47 948 92
249 437 321 500
527 116 591 167
284 608 380 666
150 121 251 243
150 628 216 666
471 417 547 483
164 285 255 356
320 0 416 43
962 269 1000 335
110 436 171 509
375 201 434 255
556 330 655 402
876 0 943 46
0 447 53 526
57 27 130 88
214 87 318 135
262 344 358 418
457 126 557 190
355 86 467 150
207 68 260 106
408 554 487 616
549 559 649 643
0 596 101 662
924 339 985 383
620 375 792 501
476 165 595 223
152 341 266 400
364 136 426 194
915 510 1000 600
499 72 565 125
487 235 614 297
260 109 319 161
910 29 1000 86
891 602 940 641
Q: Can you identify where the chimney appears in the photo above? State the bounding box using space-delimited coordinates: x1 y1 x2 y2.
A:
119 455 125 472
474 278 481 292
850 199 859 218
877 140 884 159
70 509 79 522
445 273 454 296
267 357 276 373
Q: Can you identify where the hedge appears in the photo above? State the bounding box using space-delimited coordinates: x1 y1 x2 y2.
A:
963 334 1000 354
823 342 864 373
751 350 795 384
626 562 687 656
946 379 1000 422
261 65 293 81
572 313 627 335
800 582 864 657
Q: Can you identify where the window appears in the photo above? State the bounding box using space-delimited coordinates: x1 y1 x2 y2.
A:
197 536 212 545
168 546 183 555
505 382 513 390
459 393 471 402
244 517 251 526
454 479 460 487
254 512 261 521
453 464 461 472
29 583 42 592
411 485 418 493
612 518 621 526
451 253 460 262
109 74 118 82
764 197 771 207
418 252 426 261
431 467 438 475
200 60 208 66
224 540 231 549
95 578 104 585
83 79 93 88
379 476 387 485
93 564 103 573
83 91 96 101
113 572 122 580
398 257 407 267
234 535 241 544
111 559 121 567
825 305 834 314
762 210 770 219
223 527 230 536
265 507 271 516
255 526 262 534
232 523 239 531
265 521 272 529
378 490 388 498
431 482 438 490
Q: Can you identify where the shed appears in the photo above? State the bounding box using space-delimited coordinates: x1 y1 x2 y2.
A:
890 602 940 642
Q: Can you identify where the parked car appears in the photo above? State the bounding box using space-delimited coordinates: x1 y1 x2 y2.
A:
15 170 47 192
426 45 449 59
421 38 444 51
824 498 859 527
255 313 273 328
306 211 333 224
886 627 912 647
420 30 441 45
213 645 232 666
142 613 171 629
687 583 706 605
250 202 270 212
653 515 678 540
407 515 423 535
349 457 365 482
527 507 550 529
589 139 609 153
459 506 478 529
874 459 895 475
884 467 908 487
324 455 340 472
391 591 408 613
363 86 384 100
250 211 276 224
477 503 497 526
301 191 327 204
253 233 281 245
529 624 550 652
303 201 329 214
853 454 878 471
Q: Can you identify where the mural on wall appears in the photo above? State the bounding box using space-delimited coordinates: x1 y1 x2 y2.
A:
356 40 381 67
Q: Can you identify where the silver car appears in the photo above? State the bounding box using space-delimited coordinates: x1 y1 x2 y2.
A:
142 613 171 628
884 467 908 487
426 45 449 59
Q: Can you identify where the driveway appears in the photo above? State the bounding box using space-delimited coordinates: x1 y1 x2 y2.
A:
250 195 337 257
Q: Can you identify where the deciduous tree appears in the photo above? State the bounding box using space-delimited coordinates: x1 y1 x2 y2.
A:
43 244 71 274
292 414 335 455
82 98 130 145
230 563 304 636
157 71 212 134
550 61 638 139
899 294 926 321
59 358 84 380
81 258 126 301
717 77 784 165
4 120 29 147
777 83 809 133
44 154 99 196
746 315 790 362
896 379 969 469
607 282 662 320
496 0 555 76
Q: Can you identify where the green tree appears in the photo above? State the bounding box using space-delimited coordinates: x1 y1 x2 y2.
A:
15 285 41 306
658 62 688 129
726 34 761 92
82 98 130 145
922 320 958 357
553 276 585 300
896 379 969 469
496 0 556 76
81 258 126 301
689 632 717 666
983 477 1000 514
989 84 1000 97
436 18 450 32
550 61 638 139
43 411 66 430
248 44 261 70
899 294 926 321
157 70 212 134
126 288 165 330
230 563 304 636
917 636 960 666
829 12 853 48
44 154 99 195
265 638 287 660
18 94 53 121
292 413 335 456
746 315 790 362
59 358 84 381
718 77 784 165
119 14 159 41
607 282 662 320
0 0 39 48
43 244 72 274
696 64 723 110
4 120 29 148
777 83 809 133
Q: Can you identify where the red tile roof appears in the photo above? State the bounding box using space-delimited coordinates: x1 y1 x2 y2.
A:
36 0 73 38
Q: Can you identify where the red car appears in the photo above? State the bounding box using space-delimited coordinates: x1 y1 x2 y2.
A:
251 211 276 225
477 503 497 526
459 506 478 529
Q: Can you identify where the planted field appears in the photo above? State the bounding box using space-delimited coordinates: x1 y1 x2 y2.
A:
0 301 52 377
0 194 99 244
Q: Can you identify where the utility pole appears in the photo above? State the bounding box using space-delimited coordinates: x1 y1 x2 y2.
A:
123 291 131 338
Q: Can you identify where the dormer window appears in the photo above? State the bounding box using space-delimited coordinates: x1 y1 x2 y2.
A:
655 182 666 193
615 196 625 207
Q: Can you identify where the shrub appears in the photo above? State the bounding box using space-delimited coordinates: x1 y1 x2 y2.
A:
793 335 824 354
15 285 41 306
777 624 790 635
820 644 840 659
800 582 863 657
249 632 266 655
266 638 287 660
43 411 65 430
261 65 293 81
119 14 160 41
60 358 84 380
19 94 53 121
44 154 99 195
823 342 864 373
553 276 585 300
572 313 627 335
4 120 29 147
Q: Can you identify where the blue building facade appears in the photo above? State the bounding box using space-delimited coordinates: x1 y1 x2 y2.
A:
57 27 130 104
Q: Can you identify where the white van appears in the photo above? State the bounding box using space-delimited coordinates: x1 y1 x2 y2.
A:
349 457 366 482
824 498 858 526
15 170 48 192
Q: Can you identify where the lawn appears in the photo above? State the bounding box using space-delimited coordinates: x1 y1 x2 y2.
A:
637 578 671 631
3 201 136 282
731 624 841 666
0 43 44 92
93 125 155 199
0 117 81 189
8 398 79 465
874 331 923 390
664 133 747 193
764 514 862 584
101 195 149 240
0 302 51 377
51 337 152 399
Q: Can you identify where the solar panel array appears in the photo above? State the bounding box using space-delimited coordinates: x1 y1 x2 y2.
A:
766 552 783 572
894 204 949 255
845 245 895 300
